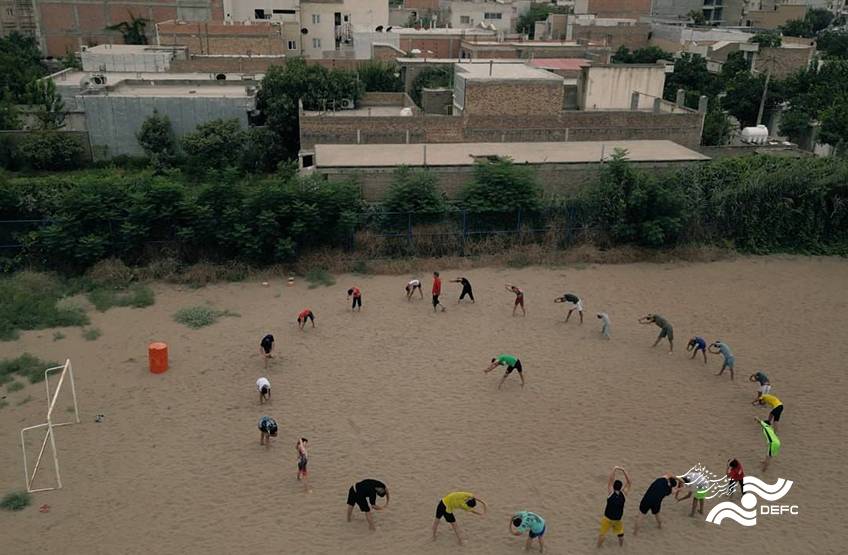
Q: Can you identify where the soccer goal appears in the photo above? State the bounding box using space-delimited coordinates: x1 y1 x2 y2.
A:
20 358 80 493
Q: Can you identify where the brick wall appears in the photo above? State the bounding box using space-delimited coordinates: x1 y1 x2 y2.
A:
754 46 814 79
157 20 284 55
300 110 704 151
168 56 285 72
572 23 650 50
36 1 224 57
585 0 652 19
462 81 564 116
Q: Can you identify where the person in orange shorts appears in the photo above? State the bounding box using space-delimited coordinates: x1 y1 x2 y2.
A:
297 309 316 330
598 466 631 547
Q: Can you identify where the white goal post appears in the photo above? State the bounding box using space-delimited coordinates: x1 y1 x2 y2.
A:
20 358 80 493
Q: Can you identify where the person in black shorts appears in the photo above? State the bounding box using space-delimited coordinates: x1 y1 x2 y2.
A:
633 474 681 535
451 277 475 303
297 309 315 330
259 334 274 369
346 479 389 531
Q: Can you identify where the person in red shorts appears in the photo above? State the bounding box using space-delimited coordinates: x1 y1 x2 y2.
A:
297 308 315 330
432 272 446 312
506 283 525 316
347 287 362 311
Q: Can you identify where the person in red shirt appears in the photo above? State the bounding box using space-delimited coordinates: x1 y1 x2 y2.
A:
347 287 362 311
297 309 315 330
432 272 446 312
726 459 744 497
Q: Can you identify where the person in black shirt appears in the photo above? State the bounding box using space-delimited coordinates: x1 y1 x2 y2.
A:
554 293 583 323
598 466 631 548
346 479 390 531
633 474 681 535
259 334 274 369
451 277 475 303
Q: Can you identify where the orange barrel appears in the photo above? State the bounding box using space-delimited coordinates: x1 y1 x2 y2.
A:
148 342 169 374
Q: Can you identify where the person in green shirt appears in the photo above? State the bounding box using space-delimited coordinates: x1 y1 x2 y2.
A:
510 511 546 552
639 314 674 353
484 354 525 389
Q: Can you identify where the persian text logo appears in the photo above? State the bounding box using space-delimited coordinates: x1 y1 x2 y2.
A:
705 476 796 526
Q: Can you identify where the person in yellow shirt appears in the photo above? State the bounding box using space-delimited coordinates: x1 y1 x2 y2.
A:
432 491 488 545
757 393 784 429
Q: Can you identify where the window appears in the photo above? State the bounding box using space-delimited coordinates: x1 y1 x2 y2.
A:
254 9 266 19
311 13 320 24
484 12 502 20
312 38 321 49
460 15 470 24
287 40 297 50
273 9 295 15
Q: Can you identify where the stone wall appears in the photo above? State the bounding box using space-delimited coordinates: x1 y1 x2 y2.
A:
301 110 704 151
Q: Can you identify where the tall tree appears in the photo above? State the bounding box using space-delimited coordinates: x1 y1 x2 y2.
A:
106 13 150 45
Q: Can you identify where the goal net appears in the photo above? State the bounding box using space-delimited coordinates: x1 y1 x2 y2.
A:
19 359 80 493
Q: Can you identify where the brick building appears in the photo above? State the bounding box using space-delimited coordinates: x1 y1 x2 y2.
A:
453 62 564 116
156 19 290 55
576 0 652 19
0 0 38 37
460 40 612 62
34 0 224 57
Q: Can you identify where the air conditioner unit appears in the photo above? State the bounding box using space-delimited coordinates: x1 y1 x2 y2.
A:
340 98 355 110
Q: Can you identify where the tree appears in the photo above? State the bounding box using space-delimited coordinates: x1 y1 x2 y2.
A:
781 60 848 140
137 111 177 168
751 31 782 48
23 79 65 130
356 60 403 92
0 33 46 102
257 58 363 161
688 9 706 26
612 46 673 64
410 65 451 106
817 30 848 59
16 132 85 171
720 51 750 80
181 119 247 170
106 13 149 45
806 8 834 35
663 54 719 105
0 93 19 131
779 19 812 38
460 157 540 212
779 109 812 143
819 95 848 155
516 4 565 38
382 167 446 214
701 99 732 146
722 72 783 127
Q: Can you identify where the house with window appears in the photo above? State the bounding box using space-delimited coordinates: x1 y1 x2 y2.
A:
446 0 532 33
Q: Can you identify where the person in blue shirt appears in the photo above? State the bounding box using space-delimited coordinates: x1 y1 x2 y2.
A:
710 340 736 380
509 511 546 552
686 336 707 364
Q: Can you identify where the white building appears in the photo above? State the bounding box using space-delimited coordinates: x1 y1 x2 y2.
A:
222 0 389 58
444 0 532 33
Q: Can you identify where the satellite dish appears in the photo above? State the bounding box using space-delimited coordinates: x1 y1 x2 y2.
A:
375 25 384 32
301 28 308 34
386 26 393 32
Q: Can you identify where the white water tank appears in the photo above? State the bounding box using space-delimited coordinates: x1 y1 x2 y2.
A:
740 125 768 144
400 107 413 116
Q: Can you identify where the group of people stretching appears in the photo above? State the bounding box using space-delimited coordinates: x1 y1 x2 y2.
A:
243 274 788 551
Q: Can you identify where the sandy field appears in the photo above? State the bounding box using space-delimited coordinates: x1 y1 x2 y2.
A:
1 256 846 555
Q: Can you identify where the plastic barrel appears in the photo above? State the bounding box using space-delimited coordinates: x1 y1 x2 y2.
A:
149 342 169 374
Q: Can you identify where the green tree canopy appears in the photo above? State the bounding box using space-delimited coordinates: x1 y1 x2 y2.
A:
356 60 403 92
611 46 673 64
382 167 447 214
181 119 247 171
410 65 452 106
817 30 848 59
106 13 149 45
819 95 848 154
137 111 177 168
460 157 540 212
0 33 46 103
751 31 782 48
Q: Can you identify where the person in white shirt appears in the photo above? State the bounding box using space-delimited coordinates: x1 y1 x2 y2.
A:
405 278 423 300
256 377 271 404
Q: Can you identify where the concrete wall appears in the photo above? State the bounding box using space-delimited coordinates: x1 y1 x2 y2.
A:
583 0 652 19
446 0 522 33
571 22 650 50
421 87 453 115
580 65 665 110
300 110 705 151
319 159 701 202
222 0 299 23
35 0 224 57
299 0 389 59
81 47 186 72
80 89 254 159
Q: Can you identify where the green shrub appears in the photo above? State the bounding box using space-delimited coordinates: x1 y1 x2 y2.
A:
87 284 154 311
6 380 24 392
82 327 102 341
0 491 31 511
0 353 57 384
85 258 135 288
0 272 88 341
173 306 239 329
460 157 541 212
382 166 447 215
16 132 85 170
305 268 335 289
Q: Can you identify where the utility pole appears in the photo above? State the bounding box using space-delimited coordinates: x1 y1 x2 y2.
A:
756 67 770 126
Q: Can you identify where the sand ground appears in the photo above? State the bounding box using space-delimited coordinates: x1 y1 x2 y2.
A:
1 257 846 555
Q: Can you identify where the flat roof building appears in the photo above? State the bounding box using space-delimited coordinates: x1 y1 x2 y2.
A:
454 62 564 115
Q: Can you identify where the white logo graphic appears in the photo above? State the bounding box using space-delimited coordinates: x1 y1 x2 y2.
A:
705 476 795 526
678 464 735 500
